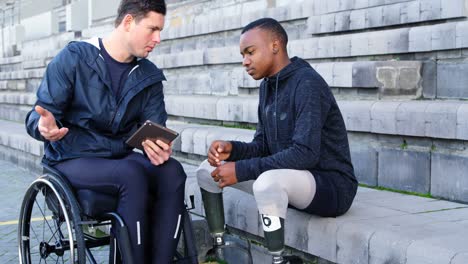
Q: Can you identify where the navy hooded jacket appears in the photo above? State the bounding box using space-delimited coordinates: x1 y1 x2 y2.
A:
25 38 167 164
228 57 357 213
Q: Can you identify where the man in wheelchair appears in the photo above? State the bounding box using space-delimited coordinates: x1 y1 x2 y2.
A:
23 0 188 263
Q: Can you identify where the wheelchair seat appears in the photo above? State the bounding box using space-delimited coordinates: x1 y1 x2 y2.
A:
76 189 118 218
42 164 118 218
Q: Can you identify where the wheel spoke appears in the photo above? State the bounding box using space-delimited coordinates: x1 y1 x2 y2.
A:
42 187 47 240
47 218 63 244
30 221 42 245
34 190 59 242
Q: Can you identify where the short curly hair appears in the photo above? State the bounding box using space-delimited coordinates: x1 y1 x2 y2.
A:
114 0 166 27
241 18 288 48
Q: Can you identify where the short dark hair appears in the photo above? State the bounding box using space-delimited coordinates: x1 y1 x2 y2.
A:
114 0 166 27
241 18 288 48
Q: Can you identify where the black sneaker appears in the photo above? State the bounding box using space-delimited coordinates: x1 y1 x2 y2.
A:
204 246 223 262
280 255 303 264
205 240 253 263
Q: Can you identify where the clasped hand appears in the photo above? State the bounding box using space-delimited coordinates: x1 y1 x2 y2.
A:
208 140 237 188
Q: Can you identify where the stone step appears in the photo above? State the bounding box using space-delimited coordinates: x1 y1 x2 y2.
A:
160 0 307 41
185 177 468 264
0 80 26 91
165 95 468 140
0 105 31 123
339 100 468 140
153 20 468 67
0 55 22 66
2 116 468 204
0 117 468 264
0 92 36 105
22 59 47 69
20 32 75 61
162 61 426 97
2 92 467 141
2 146 468 264
0 69 46 80
308 0 467 35
165 95 259 123
81 24 113 39
0 59 429 98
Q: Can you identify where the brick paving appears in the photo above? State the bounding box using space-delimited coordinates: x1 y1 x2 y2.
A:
0 160 36 263
0 160 110 263
0 159 199 264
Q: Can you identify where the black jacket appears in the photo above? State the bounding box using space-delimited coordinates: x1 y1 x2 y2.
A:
25 38 167 164
229 57 357 213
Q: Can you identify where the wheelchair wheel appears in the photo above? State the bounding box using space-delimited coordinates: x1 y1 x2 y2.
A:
18 175 86 264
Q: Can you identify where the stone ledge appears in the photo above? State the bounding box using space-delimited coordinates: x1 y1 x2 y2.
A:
0 55 23 66
0 80 26 91
339 100 468 140
160 2 308 41
0 119 42 157
0 69 46 80
153 20 468 67
185 170 468 264
2 116 468 264
3 118 468 202
166 95 259 123
162 61 425 95
166 96 468 140
20 32 75 61
1 110 465 260
0 92 36 105
308 0 467 35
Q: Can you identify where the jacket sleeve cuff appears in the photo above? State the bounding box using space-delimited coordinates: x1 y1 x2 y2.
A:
227 141 243 161
235 159 257 182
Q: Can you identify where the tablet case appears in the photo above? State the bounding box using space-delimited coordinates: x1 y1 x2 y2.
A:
125 120 179 150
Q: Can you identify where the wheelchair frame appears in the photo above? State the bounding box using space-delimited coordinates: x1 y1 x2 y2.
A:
18 164 198 264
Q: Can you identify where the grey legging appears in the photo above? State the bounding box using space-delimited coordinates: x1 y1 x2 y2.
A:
196 160 317 219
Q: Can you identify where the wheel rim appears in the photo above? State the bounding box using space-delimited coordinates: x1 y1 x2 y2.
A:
19 178 77 264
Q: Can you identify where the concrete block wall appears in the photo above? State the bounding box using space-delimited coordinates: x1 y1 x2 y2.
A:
307 0 468 35
1 0 468 231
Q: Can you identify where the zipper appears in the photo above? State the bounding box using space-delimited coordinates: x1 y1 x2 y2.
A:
108 72 161 127
263 80 271 146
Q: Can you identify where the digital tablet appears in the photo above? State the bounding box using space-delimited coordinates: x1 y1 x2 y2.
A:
125 120 179 150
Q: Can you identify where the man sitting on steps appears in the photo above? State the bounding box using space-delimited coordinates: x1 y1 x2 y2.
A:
196 17 358 264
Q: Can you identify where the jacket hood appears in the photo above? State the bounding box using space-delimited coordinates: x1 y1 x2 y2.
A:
264 56 311 83
67 38 166 92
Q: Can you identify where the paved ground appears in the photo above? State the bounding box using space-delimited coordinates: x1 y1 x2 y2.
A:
0 160 36 263
0 159 199 264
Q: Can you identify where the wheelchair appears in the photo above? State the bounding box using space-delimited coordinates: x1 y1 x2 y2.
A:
18 163 198 264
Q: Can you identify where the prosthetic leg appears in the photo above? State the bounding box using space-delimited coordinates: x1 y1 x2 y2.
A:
261 214 303 264
262 214 285 263
200 189 226 258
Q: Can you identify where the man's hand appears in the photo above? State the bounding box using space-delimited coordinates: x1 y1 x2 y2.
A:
211 162 237 188
208 140 232 167
35 105 68 142
142 139 172 166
